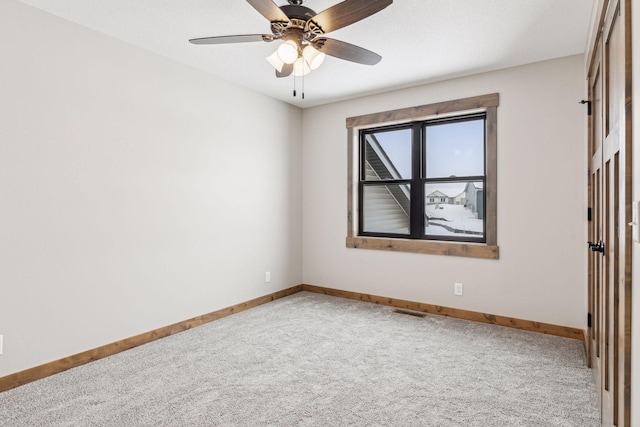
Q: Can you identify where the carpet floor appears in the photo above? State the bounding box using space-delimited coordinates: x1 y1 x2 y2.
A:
0 292 599 426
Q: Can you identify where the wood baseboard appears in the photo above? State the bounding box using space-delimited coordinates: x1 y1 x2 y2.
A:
301 284 585 342
0 285 303 393
1 282 586 393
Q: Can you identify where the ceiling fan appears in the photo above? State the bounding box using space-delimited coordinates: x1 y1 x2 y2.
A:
189 0 393 80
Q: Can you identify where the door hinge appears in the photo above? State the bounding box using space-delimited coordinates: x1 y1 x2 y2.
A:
587 207 592 222
588 313 592 328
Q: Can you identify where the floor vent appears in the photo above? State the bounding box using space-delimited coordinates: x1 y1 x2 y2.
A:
393 309 427 318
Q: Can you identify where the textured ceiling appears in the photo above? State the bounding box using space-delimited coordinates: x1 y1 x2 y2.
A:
16 0 596 108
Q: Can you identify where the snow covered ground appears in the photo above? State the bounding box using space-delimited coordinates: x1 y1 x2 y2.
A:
425 203 483 236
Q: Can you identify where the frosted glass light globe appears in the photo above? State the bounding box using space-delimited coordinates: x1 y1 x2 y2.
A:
266 51 285 72
277 40 298 65
302 46 325 70
293 57 311 76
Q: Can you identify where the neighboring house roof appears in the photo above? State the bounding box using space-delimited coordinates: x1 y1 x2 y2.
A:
364 134 404 181
365 134 410 216
426 190 448 198
465 182 484 192
428 183 467 198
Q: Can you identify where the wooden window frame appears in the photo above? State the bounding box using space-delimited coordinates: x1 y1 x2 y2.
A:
346 93 499 259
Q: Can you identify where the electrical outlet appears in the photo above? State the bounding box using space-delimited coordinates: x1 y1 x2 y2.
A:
454 282 463 296
265 271 271 283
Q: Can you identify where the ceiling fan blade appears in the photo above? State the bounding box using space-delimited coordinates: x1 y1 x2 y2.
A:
314 38 382 65
310 0 392 34
276 64 294 78
246 0 290 23
189 34 271 45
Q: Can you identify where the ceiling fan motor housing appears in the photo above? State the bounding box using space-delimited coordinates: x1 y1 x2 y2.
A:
280 5 316 21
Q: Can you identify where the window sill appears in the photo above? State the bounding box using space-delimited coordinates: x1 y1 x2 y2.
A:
346 236 499 259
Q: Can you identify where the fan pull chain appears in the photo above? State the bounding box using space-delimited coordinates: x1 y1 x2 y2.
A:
293 74 297 97
302 70 305 99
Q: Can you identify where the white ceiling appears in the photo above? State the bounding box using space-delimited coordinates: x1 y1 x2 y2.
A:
17 0 596 108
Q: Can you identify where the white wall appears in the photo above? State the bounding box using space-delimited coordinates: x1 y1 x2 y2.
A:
302 55 587 329
0 1 302 377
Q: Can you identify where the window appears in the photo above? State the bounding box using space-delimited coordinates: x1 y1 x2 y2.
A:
346 94 499 259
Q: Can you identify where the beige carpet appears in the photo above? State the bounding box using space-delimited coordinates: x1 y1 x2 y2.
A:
0 292 599 426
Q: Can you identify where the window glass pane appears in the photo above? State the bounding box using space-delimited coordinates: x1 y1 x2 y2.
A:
363 184 410 234
425 119 484 179
425 181 484 238
364 128 412 181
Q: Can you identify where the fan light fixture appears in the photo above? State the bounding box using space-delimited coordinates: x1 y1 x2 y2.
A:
266 41 325 76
